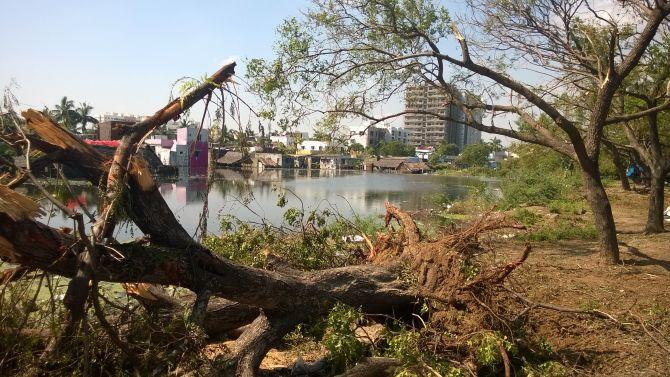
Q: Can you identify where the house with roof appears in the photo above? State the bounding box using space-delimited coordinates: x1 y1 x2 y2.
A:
216 151 253 169
372 157 431 174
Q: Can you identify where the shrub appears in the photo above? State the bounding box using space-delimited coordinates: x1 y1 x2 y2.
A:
322 303 365 371
499 169 580 209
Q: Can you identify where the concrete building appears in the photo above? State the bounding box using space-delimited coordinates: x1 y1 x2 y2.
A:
350 125 410 148
298 140 328 153
388 126 409 144
403 84 482 150
270 131 308 148
98 120 134 140
296 140 346 154
99 113 146 123
98 113 149 141
350 125 388 148
144 126 208 175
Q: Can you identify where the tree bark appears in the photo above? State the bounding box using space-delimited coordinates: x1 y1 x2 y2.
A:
0 213 415 314
645 166 667 234
603 140 631 191
233 312 301 377
581 164 620 263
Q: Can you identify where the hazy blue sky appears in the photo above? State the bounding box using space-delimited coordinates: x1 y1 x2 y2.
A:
0 0 308 117
1 0 507 140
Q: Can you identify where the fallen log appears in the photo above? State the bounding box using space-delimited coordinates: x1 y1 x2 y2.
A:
0 210 416 314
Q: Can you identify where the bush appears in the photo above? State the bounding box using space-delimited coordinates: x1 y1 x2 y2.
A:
498 169 581 209
322 303 365 371
204 203 383 270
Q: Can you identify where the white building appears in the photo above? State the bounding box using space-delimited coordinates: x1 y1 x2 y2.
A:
144 126 209 170
388 126 409 144
298 140 329 152
270 131 309 148
99 113 148 123
297 140 346 154
415 146 435 161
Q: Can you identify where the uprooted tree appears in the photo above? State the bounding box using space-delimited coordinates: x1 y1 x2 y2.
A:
0 60 579 376
246 0 670 264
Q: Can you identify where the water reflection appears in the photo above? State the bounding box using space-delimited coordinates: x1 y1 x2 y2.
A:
30 169 495 241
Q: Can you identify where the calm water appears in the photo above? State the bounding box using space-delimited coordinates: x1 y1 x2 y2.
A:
33 169 495 240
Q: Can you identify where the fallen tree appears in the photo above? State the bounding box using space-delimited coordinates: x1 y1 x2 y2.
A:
0 62 538 376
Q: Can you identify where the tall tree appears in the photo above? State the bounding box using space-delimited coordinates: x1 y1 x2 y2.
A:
613 31 670 232
76 102 98 135
247 0 670 263
52 96 80 132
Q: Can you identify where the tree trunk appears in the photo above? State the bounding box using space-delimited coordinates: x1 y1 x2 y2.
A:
645 167 666 233
604 141 631 191
581 166 620 263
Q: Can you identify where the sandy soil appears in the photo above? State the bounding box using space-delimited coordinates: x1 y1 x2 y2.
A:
499 186 670 376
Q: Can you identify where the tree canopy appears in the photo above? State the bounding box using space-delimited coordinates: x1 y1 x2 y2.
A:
247 0 670 263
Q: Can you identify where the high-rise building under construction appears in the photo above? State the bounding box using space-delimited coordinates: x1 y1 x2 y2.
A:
403 84 482 150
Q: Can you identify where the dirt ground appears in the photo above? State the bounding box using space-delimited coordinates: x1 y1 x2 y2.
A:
496 186 670 376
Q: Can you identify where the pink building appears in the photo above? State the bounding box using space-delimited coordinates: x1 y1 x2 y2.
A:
145 127 208 175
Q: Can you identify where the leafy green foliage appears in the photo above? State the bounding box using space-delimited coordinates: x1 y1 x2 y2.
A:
349 142 365 152
469 332 516 369
457 142 494 167
49 97 98 133
429 141 459 165
323 303 365 371
522 361 569 377
204 191 384 270
498 168 581 209
375 140 415 157
387 329 421 366
246 0 452 137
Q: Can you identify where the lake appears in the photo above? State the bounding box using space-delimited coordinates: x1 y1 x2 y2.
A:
34 169 495 240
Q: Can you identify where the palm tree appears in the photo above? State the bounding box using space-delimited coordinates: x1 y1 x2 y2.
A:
51 96 80 132
76 102 98 135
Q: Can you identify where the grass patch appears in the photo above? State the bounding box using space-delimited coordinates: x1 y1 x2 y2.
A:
510 208 541 226
519 221 598 241
547 199 587 215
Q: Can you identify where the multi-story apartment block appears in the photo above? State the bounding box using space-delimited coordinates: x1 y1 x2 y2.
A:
403 84 481 151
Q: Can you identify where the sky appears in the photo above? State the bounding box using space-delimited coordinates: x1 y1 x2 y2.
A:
0 0 309 118
0 0 520 141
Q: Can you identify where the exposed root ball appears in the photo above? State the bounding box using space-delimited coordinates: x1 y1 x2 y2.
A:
372 202 530 365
